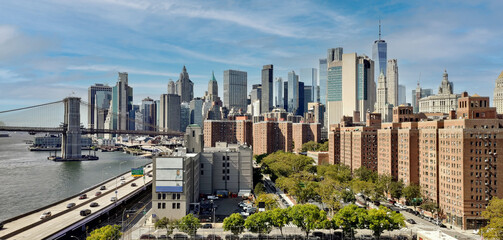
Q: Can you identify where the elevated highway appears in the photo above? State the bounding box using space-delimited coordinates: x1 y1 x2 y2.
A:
0 164 154 240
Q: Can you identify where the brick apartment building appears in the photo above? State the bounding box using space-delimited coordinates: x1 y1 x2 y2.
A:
203 116 253 147
328 93 503 229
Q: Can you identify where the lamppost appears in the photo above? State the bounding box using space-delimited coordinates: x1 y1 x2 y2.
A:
121 208 136 239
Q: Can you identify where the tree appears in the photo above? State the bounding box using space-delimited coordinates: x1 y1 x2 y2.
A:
87 225 122 240
340 188 356 203
318 178 341 215
389 180 404 200
351 179 374 197
402 184 421 206
301 141 318 152
177 214 200 236
481 198 503 240
223 213 245 236
268 208 291 236
262 151 314 179
256 193 279 210
366 206 405 240
318 141 329 152
254 183 266 196
421 201 439 217
155 217 178 237
317 164 352 183
289 204 327 239
333 204 367 240
353 166 378 182
244 211 272 235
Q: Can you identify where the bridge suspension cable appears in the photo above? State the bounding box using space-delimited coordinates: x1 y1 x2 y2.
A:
0 100 64 114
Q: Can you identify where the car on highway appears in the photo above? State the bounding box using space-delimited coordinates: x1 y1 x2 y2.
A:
202 223 213 229
148 173 152 177
66 203 76 208
0 221 4 229
90 202 99 207
80 209 91 216
110 197 117 202
207 195 218 200
406 219 416 224
131 183 137 187
79 194 87 199
120 180 126 185
139 234 157 239
40 211 51 219
147 165 151 168
95 191 102 196
100 186 106 190
120 176 125 180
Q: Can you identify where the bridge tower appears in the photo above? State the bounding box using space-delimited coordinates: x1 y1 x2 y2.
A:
61 97 82 160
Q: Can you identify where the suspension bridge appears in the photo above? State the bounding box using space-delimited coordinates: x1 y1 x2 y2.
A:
0 97 183 160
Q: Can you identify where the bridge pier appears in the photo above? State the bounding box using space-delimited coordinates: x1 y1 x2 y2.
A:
61 97 82 160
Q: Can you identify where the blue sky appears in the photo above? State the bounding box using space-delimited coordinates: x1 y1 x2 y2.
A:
0 0 502 111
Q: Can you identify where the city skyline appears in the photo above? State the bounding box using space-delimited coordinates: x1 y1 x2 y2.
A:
0 1 502 112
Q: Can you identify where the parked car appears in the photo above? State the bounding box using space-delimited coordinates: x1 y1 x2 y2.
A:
90 202 99 207
79 194 87 200
120 176 125 180
80 209 91 216
140 234 157 239
110 197 117 202
40 211 51 219
206 234 221 240
207 195 218 200
202 223 213 229
131 183 137 187
95 191 102 196
406 219 416 224
100 185 106 190
158 235 169 240
66 203 76 208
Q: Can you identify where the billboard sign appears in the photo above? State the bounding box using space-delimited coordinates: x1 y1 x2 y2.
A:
131 167 144 177
155 157 184 193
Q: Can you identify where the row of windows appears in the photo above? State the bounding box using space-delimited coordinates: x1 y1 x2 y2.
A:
158 202 181 209
157 193 181 200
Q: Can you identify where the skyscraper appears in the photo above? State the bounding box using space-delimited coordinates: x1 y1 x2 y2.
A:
374 73 393 122
298 81 305 115
159 94 181 132
327 52 376 124
303 85 312 116
176 66 194 103
274 77 283 108
493 71 503 113
141 97 157 131
180 102 190 132
208 71 218 102
288 71 299 114
223 69 247 111
386 59 398 106
261 64 274 114
398 84 406 105
300 68 317 103
318 59 328 105
283 81 289 110
189 98 203 128
168 79 176 94
372 21 387 80
327 48 343 62
110 72 133 131
88 83 112 129
411 82 433 113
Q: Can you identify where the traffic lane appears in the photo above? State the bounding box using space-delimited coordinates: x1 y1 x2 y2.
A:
14 176 152 239
0 167 152 236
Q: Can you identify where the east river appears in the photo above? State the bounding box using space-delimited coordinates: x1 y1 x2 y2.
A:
0 132 151 221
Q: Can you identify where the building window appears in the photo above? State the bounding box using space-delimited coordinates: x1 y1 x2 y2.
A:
227 176 230 180
201 170 204 175
158 193 161 199
172 194 176 199
227 169 230 174
177 203 181 209
201 163 204 169
222 156 225 160
222 169 226 174
172 203 176 209
158 203 162 209
227 162 230 167
177 194 181 199
222 163 226 167
222 176 225 180
162 203 166 209
163 194 166 200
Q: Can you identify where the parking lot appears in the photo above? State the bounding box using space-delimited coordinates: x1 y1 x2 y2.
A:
199 197 243 222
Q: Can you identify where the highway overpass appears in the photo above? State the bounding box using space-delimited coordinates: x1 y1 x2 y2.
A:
0 164 154 240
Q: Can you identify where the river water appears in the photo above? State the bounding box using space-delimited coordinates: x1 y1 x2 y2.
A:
0 132 151 221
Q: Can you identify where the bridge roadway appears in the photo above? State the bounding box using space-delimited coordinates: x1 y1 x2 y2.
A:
0 126 183 137
0 164 154 240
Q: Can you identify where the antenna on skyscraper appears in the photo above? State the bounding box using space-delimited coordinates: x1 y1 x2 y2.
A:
379 18 382 40
418 72 421 86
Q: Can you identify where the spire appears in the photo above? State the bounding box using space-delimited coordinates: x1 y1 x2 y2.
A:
183 65 187 72
379 18 381 40
211 71 216 81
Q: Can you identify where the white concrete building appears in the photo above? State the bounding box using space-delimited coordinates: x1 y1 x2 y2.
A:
493 71 503 113
419 70 460 114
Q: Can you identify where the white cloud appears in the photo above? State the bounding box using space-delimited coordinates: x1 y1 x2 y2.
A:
0 25 53 62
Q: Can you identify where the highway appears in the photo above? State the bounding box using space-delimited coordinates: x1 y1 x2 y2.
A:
0 163 154 240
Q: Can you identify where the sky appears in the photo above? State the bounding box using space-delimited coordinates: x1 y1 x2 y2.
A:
0 0 502 111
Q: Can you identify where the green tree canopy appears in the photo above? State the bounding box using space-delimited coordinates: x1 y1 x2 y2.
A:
481 198 503 240
244 211 272 235
402 184 422 206
87 225 122 240
177 214 200 236
366 206 405 239
256 193 279 210
318 178 342 215
223 213 245 236
262 151 314 179
154 217 178 237
301 141 319 152
333 204 367 239
289 204 327 238
254 183 266 196
389 180 405 199
268 208 291 236
353 166 378 182
317 164 352 183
